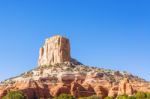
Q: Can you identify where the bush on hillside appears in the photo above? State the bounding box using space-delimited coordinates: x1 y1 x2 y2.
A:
104 96 114 99
79 95 101 99
53 94 75 99
135 92 146 99
117 94 128 99
128 96 136 99
146 92 150 99
2 91 26 99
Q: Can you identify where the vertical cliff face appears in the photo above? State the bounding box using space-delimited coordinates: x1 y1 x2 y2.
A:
38 35 71 66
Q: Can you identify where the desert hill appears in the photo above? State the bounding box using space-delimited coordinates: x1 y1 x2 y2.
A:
0 35 150 99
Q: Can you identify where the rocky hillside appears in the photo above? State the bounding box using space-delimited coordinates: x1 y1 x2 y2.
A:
0 35 150 99
1 62 146 85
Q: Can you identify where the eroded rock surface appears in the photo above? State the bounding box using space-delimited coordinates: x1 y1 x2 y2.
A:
1 63 150 99
38 35 71 66
118 78 134 96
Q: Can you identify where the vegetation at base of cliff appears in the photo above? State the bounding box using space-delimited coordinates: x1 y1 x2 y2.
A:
79 95 101 99
52 92 150 99
104 96 114 99
135 92 146 99
2 92 150 99
2 91 26 99
147 92 150 99
117 95 135 99
116 92 150 99
53 94 75 99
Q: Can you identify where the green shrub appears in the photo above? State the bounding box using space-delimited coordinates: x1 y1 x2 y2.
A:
78 97 87 99
146 92 150 99
117 95 128 99
128 96 136 99
79 95 101 99
104 96 114 99
53 94 75 99
2 91 26 99
87 95 101 99
135 92 146 99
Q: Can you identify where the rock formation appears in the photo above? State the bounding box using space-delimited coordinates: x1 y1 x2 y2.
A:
108 86 118 97
118 78 134 96
38 35 71 66
0 35 150 99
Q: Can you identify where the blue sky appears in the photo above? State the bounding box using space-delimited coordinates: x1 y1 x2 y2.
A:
0 0 150 81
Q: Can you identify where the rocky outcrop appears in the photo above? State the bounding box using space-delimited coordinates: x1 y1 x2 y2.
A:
38 35 71 66
50 83 70 97
0 64 150 99
0 80 46 98
93 85 108 98
118 78 134 96
71 82 95 97
108 86 118 97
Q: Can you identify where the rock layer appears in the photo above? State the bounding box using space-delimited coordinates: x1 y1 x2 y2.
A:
1 63 150 99
38 35 71 66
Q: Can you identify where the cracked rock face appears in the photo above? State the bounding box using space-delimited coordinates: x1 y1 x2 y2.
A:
38 35 71 66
